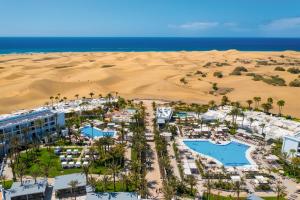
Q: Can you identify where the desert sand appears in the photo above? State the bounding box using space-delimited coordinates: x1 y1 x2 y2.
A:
0 50 300 117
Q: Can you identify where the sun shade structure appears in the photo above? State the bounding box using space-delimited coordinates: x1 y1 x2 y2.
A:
54 173 87 198
86 192 139 200
4 179 48 200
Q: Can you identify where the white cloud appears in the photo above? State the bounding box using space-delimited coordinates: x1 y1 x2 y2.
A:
169 21 219 30
261 17 300 31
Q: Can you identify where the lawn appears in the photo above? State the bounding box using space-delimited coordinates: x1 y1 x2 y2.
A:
202 193 285 200
202 193 246 200
0 180 13 189
18 147 115 177
19 148 82 177
95 181 135 192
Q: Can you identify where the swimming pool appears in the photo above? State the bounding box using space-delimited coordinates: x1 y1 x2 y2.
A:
183 140 252 167
81 126 115 138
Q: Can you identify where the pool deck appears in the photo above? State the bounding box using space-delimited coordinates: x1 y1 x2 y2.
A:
180 138 257 169
80 125 117 139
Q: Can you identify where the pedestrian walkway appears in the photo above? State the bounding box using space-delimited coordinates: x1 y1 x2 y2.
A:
143 100 164 199
167 141 181 180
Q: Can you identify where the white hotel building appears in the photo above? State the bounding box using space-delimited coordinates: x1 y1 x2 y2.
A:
282 132 300 157
0 108 65 156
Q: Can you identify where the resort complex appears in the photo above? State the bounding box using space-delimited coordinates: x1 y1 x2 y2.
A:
0 94 299 200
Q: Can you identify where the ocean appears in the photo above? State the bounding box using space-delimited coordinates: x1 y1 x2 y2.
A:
0 37 300 54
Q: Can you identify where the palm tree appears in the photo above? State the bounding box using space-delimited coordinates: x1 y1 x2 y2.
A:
49 96 54 107
253 96 261 109
75 94 79 100
68 180 79 200
91 123 94 139
88 176 98 192
55 96 59 104
234 180 242 200
261 103 273 113
101 174 111 191
186 175 197 195
289 149 296 158
30 166 40 184
208 100 216 109
221 95 229 107
119 173 130 191
277 100 285 116
110 161 120 191
291 157 300 177
82 164 90 184
16 163 26 185
98 94 102 99
260 123 266 138
246 99 253 109
34 118 44 140
274 180 286 200
205 170 212 200
249 118 254 129
63 96 67 103
89 92 95 98
267 97 273 105
120 122 126 143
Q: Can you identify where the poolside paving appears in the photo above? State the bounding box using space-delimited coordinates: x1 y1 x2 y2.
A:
167 141 181 181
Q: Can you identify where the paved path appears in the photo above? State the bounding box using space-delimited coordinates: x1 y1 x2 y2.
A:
143 100 164 199
167 141 181 181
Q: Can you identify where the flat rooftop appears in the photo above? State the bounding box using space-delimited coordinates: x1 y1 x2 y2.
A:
156 107 173 119
86 192 138 200
0 108 55 129
5 179 47 199
54 173 86 191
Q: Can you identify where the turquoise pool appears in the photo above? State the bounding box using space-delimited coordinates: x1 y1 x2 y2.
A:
183 140 251 167
81 126 115 138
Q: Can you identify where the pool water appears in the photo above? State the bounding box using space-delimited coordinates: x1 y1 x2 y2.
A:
183 140 251 167
81 126 115 138
175 112 188 118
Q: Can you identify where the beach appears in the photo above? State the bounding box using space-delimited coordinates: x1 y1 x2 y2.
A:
1 50 300 117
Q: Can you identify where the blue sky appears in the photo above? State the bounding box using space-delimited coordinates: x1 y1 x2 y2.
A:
0 0 300 37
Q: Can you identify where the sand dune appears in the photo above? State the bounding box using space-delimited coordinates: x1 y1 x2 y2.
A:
0 51 300 117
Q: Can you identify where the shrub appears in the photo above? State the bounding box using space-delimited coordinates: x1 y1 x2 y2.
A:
194 70 203 75
230 66 248 75
180 77 188 84
274 66 285 71
287 67 300 74
230 70 241 76
263 75 286 86
212 83 218 91
101 64 115 68
289 79 300 87
235 66 248 72
203 62 212 68
213 71 223 78
255 184 271 191
248 73 286 86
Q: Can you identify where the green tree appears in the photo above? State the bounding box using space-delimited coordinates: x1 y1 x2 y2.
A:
261 102 273 113
277 100 285 116
274 180 286 200
253 96 261 109
186 175 197 195
221 95 229 107
89 92 95 98
68 180 79 200
30 166 40 184
246 99 253 109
